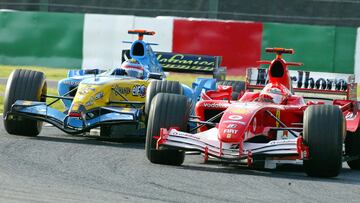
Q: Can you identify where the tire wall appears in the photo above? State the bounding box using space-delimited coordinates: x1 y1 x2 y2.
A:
0 11 359 81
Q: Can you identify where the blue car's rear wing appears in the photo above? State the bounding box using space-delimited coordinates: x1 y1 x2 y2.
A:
121 50 226 80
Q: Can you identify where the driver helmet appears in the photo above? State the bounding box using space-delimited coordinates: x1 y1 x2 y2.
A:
120 59 144 79
259 83 291 104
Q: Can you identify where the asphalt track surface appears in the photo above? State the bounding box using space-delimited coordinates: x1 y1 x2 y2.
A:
0 118 360 202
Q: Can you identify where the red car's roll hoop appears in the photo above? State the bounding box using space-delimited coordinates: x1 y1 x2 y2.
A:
128 29 156 40
266 47 294 55
258 47 303 67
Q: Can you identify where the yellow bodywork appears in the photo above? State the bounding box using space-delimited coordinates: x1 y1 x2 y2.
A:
70 78 150 112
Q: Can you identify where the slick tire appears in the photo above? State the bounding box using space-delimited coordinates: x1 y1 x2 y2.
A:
146 93 190 165
144 80 182 118
216 80 245 100
3 69 47 136
345 127 360 170
303 105 344 177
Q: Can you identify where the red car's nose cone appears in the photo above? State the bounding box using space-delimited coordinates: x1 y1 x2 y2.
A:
218 104 255 143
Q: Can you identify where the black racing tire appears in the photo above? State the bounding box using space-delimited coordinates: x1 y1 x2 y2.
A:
144 80 183 117
216 80 245 100
303 105 344 177
345 127 360 170
3 69 47 136
145 93 190 165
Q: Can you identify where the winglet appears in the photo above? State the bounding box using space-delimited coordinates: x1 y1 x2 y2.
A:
265 48 294 59
128 30 156 40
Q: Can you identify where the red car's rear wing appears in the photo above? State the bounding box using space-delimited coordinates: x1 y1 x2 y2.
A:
246 68 357 101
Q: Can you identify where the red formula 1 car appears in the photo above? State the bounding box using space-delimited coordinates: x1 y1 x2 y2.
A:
145 48 360 177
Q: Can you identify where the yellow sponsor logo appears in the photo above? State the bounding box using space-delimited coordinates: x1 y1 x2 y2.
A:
231 109 249 114
275 109 280 127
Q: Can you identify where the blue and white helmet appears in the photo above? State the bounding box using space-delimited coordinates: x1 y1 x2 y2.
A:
121 59 144 79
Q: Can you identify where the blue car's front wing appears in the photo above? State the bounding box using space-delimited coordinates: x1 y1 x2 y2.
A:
6 100 142 135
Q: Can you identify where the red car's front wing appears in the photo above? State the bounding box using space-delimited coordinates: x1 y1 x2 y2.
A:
155 128 309 168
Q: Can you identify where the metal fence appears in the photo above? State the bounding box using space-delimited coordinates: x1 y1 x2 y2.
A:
0 0 360 26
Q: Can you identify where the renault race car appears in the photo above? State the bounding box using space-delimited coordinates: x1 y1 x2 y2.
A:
3 30 232 138
146 48 360 178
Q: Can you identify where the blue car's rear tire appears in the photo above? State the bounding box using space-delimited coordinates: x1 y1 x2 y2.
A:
216 80 245 100
146 93 189 165
303 105 344 177
3 69 47 136
144 80 182 118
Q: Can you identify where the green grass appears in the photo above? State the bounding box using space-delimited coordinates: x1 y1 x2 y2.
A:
0 65 68 80
0 95 3 113
0 65 244 86
1 65 359 113
0 85 5 113
46 88 66 112
0 66 244 113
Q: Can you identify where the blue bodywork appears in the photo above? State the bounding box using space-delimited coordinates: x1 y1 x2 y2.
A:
8 30 219 134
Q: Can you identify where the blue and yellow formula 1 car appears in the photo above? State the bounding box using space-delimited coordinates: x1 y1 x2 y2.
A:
3 30 238 138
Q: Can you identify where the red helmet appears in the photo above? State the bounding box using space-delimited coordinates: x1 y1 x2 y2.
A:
259 83 291 104
121 59 144 79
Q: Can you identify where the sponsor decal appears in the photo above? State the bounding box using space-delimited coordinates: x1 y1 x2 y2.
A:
223 129 238 134
270 139 296 145
122 49 219 73
85 96 95 107
231 109 249 114
157 53 216 72
132 85 147 97
228 115 243 120
171 130 200 140
203 103 228 108
78 85 96 95
226 134 232 138
227 124 237 128
95 92 104 100
275 109 280 127
63 80 80 86
112 85 131 95
222 120 246 125
276 130 300 140
253 68 349 91
291 71 348 90
345 112 356 120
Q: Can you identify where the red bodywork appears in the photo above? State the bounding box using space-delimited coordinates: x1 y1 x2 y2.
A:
197 48 358 139
157 47 359 165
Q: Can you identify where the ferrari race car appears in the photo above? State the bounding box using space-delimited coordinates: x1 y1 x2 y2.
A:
146 48 360 178
3 30 235 138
